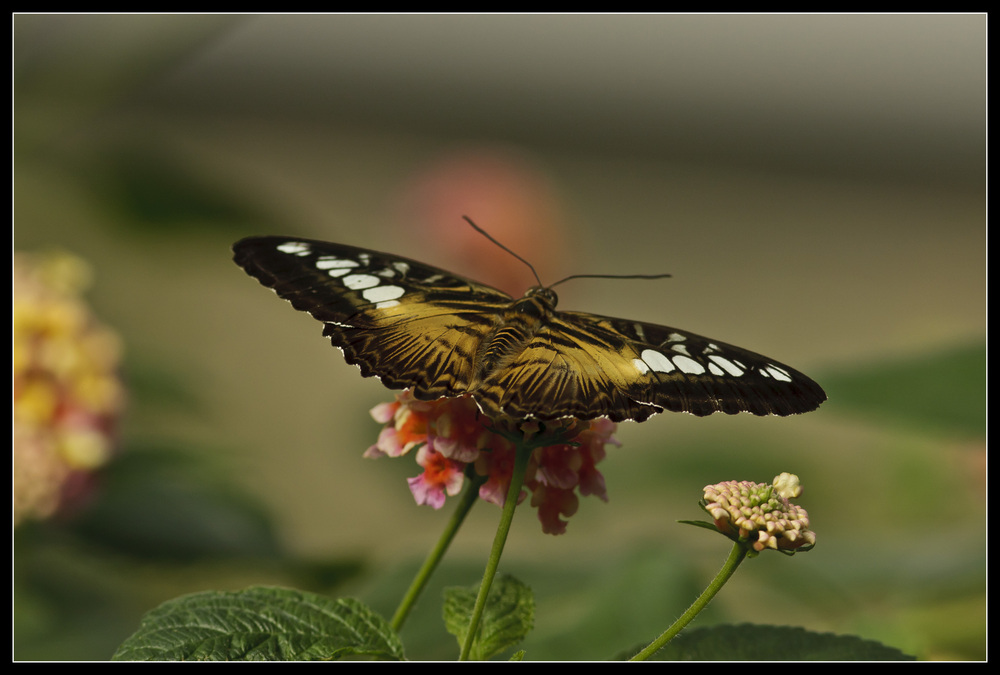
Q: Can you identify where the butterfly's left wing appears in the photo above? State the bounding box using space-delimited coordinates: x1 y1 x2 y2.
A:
233 236 514 403
476 309 826 422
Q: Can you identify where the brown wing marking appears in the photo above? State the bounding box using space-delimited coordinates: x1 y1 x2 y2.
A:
324 299 502 402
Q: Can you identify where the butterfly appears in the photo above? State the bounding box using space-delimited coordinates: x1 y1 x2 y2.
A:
232 233 826 423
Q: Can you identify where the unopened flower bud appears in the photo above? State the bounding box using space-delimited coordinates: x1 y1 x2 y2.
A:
701 476 815 554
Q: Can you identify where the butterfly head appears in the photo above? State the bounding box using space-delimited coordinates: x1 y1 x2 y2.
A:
518 286 559 315
524 285 557 303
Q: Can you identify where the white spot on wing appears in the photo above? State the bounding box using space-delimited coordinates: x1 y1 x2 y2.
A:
708 355 745 377
672 355 706 374
277 242 310 256
363 285 405 304
632 358 650 374
392 261 410 275
317 257 359 277
343 274 380 290
765 365 792 382
671 343 692 357
316 257 356 269
640 349 675 373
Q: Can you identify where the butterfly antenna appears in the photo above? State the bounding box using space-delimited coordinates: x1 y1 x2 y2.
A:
549 272 673 288
462 215 544 287
463 216 671 289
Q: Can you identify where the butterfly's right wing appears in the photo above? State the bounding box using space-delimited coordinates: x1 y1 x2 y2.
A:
555 310 826 419
475 308 826 423
233 236 514 402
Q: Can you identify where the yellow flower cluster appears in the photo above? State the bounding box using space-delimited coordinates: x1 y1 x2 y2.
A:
13 252 125 525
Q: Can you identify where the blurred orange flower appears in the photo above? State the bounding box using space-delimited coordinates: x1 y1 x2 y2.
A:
397 148 570 296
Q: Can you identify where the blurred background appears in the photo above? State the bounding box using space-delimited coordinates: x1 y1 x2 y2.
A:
14 14 985 660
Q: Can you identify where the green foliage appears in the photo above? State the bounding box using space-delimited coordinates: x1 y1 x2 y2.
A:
821 343 985 438
70 447 283 562
442 575 535 661
645 623 915 661
111 581 914 661
90 149 272 234
113 587 404 661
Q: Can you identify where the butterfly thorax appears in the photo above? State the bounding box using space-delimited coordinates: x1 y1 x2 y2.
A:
476 286 559 376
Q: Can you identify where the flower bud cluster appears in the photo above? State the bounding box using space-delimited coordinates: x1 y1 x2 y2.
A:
702 475 815 552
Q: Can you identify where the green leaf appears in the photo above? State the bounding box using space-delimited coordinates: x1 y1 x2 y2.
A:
646 623 914 661
113 587 404 661
443 575 534 661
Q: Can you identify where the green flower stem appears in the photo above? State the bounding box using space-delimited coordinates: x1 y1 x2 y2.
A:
630 542 750 661
391 471 487 632
459 441 533 661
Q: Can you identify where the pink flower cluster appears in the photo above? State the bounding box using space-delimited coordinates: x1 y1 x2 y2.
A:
365 391 619 535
